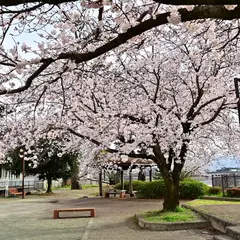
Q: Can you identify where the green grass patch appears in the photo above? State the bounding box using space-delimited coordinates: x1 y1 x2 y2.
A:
59 185 71 189
188 199 240 206
81 184 98 189
143 207 198 222
206 192 223 197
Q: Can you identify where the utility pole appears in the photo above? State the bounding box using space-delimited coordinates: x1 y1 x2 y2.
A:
234 78 240 125
20 149 25 199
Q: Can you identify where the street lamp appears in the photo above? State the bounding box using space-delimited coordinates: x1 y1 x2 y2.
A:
19 149 25 199
234 78 240 125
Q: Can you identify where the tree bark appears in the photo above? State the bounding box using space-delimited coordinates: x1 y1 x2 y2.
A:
71 175 80 189
46 176 52 193
162 172 180 211
71 159 81 189
153 144 182 212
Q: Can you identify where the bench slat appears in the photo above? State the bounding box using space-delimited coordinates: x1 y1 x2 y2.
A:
55 208 95 212
53 208 96 219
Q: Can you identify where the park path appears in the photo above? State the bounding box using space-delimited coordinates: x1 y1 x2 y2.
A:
0 189 217 240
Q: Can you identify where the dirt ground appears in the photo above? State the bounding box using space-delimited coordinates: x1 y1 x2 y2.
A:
0 188 219 240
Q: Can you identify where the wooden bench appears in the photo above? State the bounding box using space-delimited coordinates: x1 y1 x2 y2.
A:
53 208 96 219
9 188 26 197
108 189 117 197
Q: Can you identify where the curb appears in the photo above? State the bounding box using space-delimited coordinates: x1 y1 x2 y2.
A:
135 213 210 231
203 196 240 202
226 226 240 240
182 204 237 233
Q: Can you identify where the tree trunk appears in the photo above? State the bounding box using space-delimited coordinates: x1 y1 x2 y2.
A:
71 158 81 189
162 173 180 212
153 144 185 212
62 178 68 187
71 175 81 189
46 177 52 193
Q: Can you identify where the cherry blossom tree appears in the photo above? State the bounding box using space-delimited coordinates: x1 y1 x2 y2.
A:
1 0 240 211
2 20 240 210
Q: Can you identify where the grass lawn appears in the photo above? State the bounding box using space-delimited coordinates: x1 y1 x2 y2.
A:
143 207 198 222
188 199 240 206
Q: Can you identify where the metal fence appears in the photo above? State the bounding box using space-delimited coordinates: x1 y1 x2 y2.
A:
0 180 44 192
212 175 240 189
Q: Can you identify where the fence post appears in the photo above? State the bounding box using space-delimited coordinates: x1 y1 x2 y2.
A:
226 175 228 188
212 175 214 187
234 174 237 187
221 175 225 197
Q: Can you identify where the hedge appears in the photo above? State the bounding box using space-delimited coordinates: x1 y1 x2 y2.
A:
226 188 240 197
179 180 209 199
114 180 145 193
207 187 222 195
114 180 209 199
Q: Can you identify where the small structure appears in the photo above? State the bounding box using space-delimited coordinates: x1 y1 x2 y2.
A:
97 158 156 197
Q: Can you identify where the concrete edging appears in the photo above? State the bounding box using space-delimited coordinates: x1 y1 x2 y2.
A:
203 196 240 202
226 226 240 240
135 213 210 231
182 204 237 234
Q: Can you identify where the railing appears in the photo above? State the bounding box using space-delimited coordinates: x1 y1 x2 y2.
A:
212 174 240 189
0 180 44 192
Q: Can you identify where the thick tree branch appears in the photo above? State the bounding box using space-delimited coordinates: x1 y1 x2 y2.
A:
67 128 103 146
200 100 226 126
0 0 77 7
51 5 240 64
1 6 240 95
1 0 239 7
190 95 225 120
155 0 239 4
0 60 53 95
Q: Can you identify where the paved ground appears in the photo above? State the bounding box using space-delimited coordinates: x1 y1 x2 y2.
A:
0 189 218 240
193 204 240 224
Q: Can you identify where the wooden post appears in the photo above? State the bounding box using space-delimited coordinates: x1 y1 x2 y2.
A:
22 156 25 199
120 170 124 190
221 175 225 197
129 169 133 197
149 167 152 182
99 170 103 197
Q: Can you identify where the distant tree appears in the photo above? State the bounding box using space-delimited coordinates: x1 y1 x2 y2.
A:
5 139 78 193
138 167 146 181
105 170 121 185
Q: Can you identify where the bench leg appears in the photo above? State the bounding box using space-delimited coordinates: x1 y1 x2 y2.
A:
90 209 96 217
53 211 59 219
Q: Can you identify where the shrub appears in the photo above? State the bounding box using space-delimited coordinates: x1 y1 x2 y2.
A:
113 180 144 193
226 188 240 197
114 179 209 199
208 187 222 195
137 180 166 199
179 180 209 199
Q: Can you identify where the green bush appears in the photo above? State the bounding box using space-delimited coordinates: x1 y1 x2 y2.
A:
208 187 222 195
114 179 209 199
226 188 240 197
113 180 145 193
137 180 166 199
179 180 209 199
